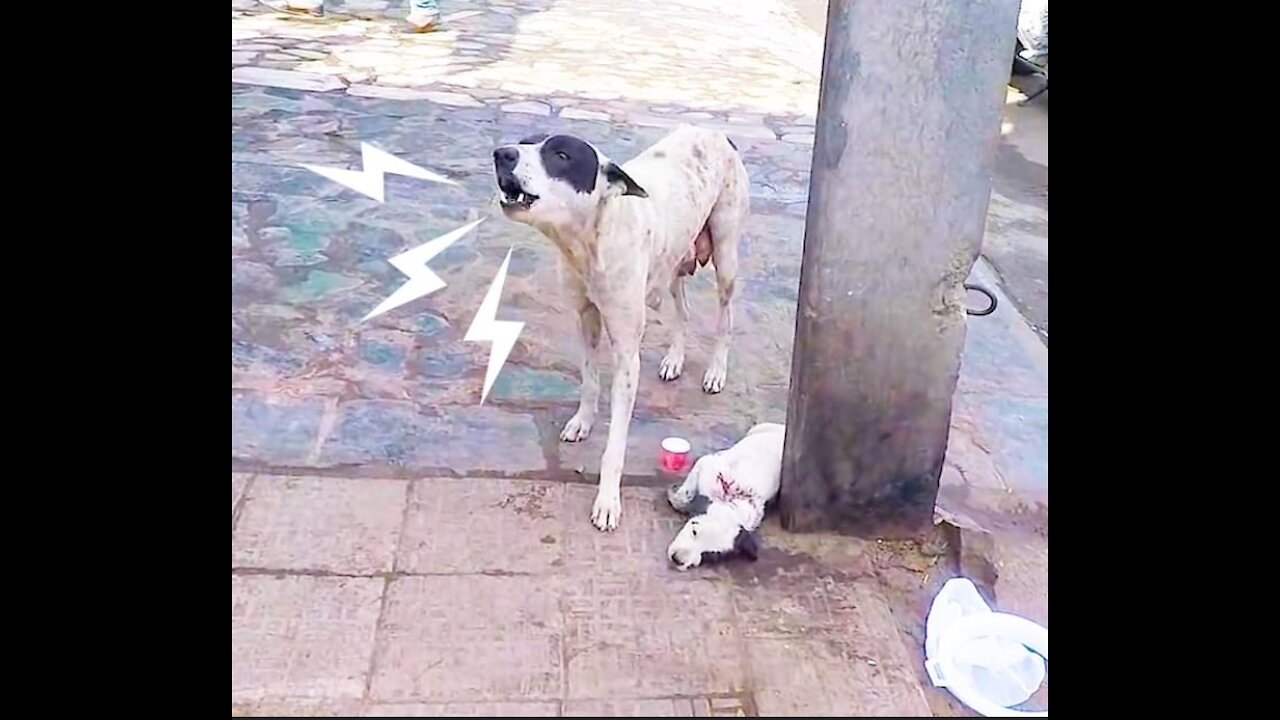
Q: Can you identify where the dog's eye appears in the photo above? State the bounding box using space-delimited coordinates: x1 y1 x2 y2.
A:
556 151 569 161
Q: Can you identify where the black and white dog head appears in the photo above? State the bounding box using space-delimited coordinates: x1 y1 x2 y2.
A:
492 133 648 230
667 502 760 571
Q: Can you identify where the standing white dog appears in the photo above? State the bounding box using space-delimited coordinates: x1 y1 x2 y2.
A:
493 126 750 532
666 422 785 570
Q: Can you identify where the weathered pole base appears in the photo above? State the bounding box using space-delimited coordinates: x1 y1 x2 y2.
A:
779 0 1021 537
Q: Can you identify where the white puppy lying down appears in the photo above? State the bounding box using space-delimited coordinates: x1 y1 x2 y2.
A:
666 423 785 570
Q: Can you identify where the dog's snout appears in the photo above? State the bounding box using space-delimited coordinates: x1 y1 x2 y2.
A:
494 146 519 170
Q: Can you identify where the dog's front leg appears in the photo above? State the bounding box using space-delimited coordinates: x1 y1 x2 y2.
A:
592 309 643 532
666 458 705 513
561 301 602 442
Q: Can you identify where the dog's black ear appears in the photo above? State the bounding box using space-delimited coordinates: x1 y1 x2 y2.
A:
604 162 648 198
733 527 760 561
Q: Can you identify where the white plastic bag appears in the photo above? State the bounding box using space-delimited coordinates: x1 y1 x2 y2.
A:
924 578 1046 710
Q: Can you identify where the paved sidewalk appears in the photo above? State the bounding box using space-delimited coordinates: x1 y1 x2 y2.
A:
232 475 940 715
232 0 1048 714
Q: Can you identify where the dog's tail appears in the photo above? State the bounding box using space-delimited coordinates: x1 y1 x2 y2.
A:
746 422 785 437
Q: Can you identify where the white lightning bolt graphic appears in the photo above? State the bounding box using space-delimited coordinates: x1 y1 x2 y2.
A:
302 143 456 202
362 219 485 321
465 248 525 405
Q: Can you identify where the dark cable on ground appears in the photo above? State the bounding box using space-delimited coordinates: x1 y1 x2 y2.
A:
963 284 997 316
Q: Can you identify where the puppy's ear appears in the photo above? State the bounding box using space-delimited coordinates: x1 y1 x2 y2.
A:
604 162 648 198
732 527 760 561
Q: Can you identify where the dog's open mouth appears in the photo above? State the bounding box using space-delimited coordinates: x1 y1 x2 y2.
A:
500 190 540 209
498 178 539 209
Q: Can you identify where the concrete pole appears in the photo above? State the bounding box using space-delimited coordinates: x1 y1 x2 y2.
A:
780 0 1021 536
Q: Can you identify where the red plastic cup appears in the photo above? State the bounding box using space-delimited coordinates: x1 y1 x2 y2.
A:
659 437 692 473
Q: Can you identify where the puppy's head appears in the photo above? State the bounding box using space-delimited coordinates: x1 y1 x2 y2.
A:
492 133 647 229
667 502 760 571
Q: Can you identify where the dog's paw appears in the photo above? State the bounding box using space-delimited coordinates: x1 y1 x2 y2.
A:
560 413 593 442
667 483 689 508
591 490 622 531
702 362 727 393
658 350 685 381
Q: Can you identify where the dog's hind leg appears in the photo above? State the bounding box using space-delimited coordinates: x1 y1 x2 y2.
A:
703 191 745 394
561 300 602 443
659 276 690 381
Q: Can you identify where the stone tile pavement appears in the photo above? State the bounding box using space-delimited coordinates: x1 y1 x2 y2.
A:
232 475 936 716
231 0 823 115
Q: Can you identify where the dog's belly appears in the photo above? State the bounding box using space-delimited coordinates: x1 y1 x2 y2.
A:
616 125 744 291
676 224 714 277
636 209 714 299
635 179 721 287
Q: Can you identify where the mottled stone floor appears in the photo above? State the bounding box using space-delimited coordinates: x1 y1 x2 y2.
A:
231 0 1047 714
